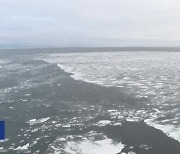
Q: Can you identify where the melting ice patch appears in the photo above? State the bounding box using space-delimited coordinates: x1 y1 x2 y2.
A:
46 131 125 154
64 139 124 154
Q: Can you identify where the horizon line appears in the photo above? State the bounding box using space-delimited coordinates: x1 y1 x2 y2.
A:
2 46 180 50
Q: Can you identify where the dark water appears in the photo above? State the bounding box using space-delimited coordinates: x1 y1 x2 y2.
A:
0 49 180 154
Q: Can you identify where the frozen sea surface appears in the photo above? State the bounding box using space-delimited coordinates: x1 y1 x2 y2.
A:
41 51 180 138
0 49 180 154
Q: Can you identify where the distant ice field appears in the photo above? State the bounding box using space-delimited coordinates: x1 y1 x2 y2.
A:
38 51 180 142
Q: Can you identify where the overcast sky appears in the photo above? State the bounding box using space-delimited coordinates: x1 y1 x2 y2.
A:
0 0 180 47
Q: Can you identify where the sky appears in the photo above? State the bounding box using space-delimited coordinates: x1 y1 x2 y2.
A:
0 0 180 47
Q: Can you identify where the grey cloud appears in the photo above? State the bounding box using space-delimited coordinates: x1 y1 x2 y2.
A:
0 0 180 47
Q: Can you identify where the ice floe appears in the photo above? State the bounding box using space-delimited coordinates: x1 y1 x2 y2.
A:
97 120 111 126
28 117 50 125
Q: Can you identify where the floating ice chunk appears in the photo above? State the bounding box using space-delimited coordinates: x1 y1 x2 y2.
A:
128 152 136 154
0 147 8 153
63 124 71 128
139 144 152 150
126 117 139 122
15 143 29 150
0 138 9 143
24 94 31 96
98 120 111 126
28 117 50 125
29 119 36 122
113 122 123 126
